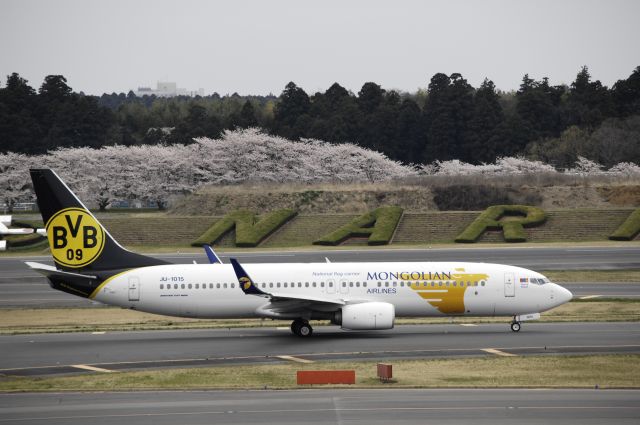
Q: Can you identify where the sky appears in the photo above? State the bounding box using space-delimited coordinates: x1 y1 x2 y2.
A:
1 0 639 96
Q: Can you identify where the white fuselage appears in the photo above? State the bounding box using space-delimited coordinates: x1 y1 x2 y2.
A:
92 262 571 320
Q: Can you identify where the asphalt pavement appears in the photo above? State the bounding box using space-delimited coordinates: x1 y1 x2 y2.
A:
1 322 638 377
1 389 638 425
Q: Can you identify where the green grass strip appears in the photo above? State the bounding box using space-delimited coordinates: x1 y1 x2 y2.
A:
1 355 637 392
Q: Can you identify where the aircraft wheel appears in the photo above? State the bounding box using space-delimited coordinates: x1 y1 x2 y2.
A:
510 321 521 332
298 322 313 337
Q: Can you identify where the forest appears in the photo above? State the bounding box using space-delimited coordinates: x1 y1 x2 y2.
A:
0 66 639 168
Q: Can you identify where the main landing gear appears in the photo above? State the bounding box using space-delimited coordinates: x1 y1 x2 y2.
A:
291 319 313 337
510 319 521 332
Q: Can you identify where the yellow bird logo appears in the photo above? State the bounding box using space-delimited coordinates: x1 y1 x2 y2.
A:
240 277 252 290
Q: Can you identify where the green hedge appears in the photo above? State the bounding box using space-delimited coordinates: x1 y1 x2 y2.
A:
313 206 404 246
610 208 640 241
455 205 546 243
192 209 297 247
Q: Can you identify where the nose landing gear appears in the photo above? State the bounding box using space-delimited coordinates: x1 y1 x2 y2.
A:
291 319 313 337
510 320 521 332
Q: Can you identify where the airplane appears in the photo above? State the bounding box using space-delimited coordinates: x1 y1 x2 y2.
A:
0 215 34 251
25 168 573 337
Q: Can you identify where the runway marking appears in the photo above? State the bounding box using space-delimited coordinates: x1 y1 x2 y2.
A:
71 364 115 373
459 324 478 327
276 327 289 331
482 348 517 357
275 355 314 364
580 295 602 300
2 405 638 422
91 332 106 335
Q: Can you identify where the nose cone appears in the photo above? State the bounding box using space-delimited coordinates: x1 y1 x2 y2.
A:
555 284 573 305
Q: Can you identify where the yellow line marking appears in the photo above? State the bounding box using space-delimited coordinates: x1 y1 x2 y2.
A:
71 364 116 373
580 295 601 300
275 355 314 364
482 348 517 357
460 324 478 327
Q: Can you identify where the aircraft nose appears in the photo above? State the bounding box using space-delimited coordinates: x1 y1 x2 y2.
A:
555 284 573 305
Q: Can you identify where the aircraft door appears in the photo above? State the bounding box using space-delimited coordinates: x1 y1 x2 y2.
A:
327 279 336 294
339 279 349 295
128 276 140 301
504 273 515 297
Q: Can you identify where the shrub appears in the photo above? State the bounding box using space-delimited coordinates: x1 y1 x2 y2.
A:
610 208 640 241
192 209 297 247
313 206 403 246
455 205 546 243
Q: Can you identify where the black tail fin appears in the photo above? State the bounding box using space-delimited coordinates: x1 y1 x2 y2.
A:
30 169 168 272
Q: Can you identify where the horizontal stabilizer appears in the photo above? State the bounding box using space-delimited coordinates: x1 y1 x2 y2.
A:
25 261 97 280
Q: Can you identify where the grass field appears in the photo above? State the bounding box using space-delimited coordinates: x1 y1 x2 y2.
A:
1 355 637 392
1 300 637 335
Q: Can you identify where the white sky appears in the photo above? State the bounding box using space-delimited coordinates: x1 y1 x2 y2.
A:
1 0 639 96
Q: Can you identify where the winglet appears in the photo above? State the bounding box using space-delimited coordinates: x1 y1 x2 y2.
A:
229 258 267 296
203 245 222 264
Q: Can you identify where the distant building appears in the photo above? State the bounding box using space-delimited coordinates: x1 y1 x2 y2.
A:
135 82 204 98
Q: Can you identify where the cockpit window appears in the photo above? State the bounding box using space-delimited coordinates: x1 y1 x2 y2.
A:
530 278 549 285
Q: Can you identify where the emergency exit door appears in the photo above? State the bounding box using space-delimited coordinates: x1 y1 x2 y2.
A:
504 273 515 297
128 276 140 301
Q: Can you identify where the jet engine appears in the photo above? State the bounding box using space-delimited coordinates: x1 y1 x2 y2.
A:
334 302 395 330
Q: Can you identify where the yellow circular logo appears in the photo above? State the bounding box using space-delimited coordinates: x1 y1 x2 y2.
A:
46 208 105 268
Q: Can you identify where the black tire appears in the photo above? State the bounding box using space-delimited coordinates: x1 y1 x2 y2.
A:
510 322 521 332
298 322 313 337
291 320 302 336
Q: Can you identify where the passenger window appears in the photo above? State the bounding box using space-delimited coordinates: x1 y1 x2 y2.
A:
223 283 227 289
181 283 185 289
363 282 367 287
312 282 317 287
216 283 220 289
188 284 192 289
349 282 353 287
481 281 486 286
195 284 199 289
356 282 360 287
174 284 178 289
277 283 281 288
305 282 309 288
320 282 325 287
393 282 397 287
231 283 235 288
329 282 333 287
377 282 381 287
160 284 164 289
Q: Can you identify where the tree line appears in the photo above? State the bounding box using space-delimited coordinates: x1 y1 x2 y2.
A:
0 66 639 166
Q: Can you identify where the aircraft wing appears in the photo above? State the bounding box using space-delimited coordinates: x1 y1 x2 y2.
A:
229 258 344 318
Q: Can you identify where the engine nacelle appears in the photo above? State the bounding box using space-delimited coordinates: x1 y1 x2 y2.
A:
336 302 395 330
